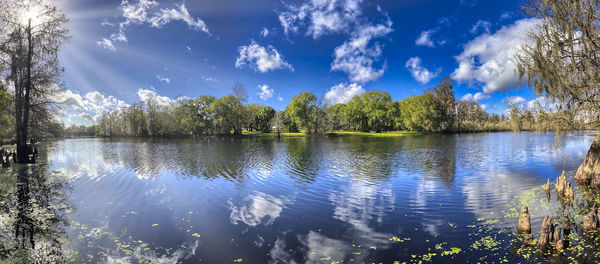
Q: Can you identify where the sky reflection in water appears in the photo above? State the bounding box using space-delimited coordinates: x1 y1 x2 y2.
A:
23 132 596 262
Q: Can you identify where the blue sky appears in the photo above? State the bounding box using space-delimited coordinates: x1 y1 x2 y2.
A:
55 0 543 125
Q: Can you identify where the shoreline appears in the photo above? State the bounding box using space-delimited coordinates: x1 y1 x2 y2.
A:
50 129 597 140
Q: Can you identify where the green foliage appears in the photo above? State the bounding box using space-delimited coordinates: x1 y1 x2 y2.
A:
211 95 245 135
286 92 317 133
400 94 442 132
426 77 456 131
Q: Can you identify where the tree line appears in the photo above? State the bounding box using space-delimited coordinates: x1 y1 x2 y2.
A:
86 77 584 138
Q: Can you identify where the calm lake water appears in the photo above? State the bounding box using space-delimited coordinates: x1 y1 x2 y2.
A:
0 132 596 263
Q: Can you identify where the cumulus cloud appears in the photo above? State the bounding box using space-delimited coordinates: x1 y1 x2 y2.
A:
325 82 365 105
156 74 170 84
96 38 116 51
137 88 176 107
56 90 129 123
235 40 293 73
461 92 490 102
331 21 393 83
415 29 436 47
470 20 491 34
279 0 392 84
99 0 209 51
257 84 274 100
278 0 362 38
451 18 541 93
405 57 440 85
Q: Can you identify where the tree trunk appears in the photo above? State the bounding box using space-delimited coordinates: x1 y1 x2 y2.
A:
18 21 33 164
575 134 600 188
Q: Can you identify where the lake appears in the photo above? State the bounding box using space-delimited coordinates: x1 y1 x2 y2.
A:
0 132 597 263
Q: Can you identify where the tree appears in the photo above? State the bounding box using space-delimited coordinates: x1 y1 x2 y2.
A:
211 95 244 135
400 94 442 132
344 95 367 132
514 0 600 187
426 77 456 132
177 95 215 136
361 91 393 133
286 92 317 133
256 106 275 132
0 0 69 163
272 111 285 137
325 104 346 131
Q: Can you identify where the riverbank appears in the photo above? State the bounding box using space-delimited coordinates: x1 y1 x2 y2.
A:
242 131 424 138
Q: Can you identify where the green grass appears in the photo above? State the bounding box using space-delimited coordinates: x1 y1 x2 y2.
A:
242 130 423 137
334 131 424 137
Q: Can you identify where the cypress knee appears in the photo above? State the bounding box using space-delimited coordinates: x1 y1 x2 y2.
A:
582 207 598 232
517 206 531 234
538 216 552 250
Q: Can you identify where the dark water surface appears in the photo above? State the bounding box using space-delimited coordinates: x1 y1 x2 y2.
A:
0 132 596 263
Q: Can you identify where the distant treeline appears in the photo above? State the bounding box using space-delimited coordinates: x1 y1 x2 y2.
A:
66 77 587 138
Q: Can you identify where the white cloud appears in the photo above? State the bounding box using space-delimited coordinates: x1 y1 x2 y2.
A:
96 38 116 51
100 0 209 51
506 96 526 105
405 57 440 85
137 88 175 107
260 27 270 37
156 74 170 84
331 22 393 83
278 0 363 38
415 29 436 47
148 3 210 33
470 20 491 34
235 40 293 73
57 90 129 123
461 92 490 102
451 18 541 93
278 96 283 101
257 84 274 100
186 45 192 52
325 82 365 105
278 0 392 84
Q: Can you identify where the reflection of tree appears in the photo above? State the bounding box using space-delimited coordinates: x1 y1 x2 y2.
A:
98 138 278 182
0 144 71 262
284 138 321 185
396 135 457 185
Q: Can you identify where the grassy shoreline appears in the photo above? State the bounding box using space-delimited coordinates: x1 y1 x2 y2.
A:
241 131 425 138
